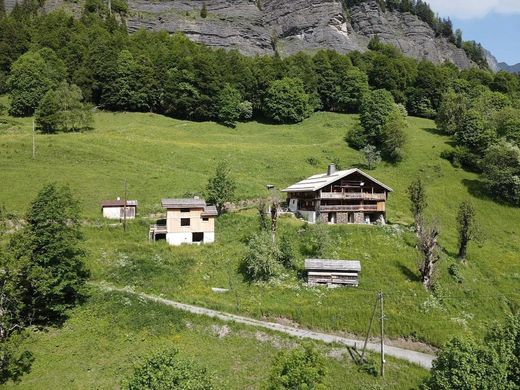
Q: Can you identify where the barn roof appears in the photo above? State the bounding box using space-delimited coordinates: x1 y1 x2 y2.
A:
101 200 138 207
282 168 393 193
305 259 361 272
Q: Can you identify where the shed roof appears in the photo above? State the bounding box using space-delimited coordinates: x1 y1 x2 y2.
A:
101 200 138 208
305 259 361 272
282 168 393 193
201 205 218 217
161 198 207 209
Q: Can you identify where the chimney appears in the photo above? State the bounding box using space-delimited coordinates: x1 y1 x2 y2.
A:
327 164 336 176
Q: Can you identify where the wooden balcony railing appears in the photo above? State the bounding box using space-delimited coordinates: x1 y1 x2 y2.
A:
320 192 386 200
319 204 379 212
149 224 168 233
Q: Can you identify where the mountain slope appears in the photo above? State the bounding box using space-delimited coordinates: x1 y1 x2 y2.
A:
498 62 520 73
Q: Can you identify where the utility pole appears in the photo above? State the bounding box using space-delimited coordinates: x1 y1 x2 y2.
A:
32 119 35 159
380 291 385 377
107 0 111 15
123 179 127 232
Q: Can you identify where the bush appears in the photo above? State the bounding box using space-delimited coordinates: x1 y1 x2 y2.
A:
264 77 312 124
242 232 283 282
267 344 327 390
123 349 214 390
482 141 520 206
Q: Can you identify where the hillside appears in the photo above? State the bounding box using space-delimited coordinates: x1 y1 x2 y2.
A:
3 0 474 68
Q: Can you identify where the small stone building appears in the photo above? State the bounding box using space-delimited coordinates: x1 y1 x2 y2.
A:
305 259 361 287
282 164 393 224
149 198 217 246
101 198 138 220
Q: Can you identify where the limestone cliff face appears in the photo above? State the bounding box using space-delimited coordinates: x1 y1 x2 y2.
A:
126 0 472 67
5 0 474 68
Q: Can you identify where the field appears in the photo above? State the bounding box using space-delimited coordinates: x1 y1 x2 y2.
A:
1 105 519 388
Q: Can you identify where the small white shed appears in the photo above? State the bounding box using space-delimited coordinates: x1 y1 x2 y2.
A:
101 198 138 220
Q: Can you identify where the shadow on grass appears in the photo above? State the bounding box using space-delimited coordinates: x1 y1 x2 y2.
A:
462 178 492 201
397 262 420 282
422 127 445 137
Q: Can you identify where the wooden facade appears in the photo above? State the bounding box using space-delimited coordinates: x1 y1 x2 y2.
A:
305 259 361 287
283 165 393 224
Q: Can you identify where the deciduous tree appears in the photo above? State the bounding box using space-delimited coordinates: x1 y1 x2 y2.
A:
456 201 478 262
206 161 236 215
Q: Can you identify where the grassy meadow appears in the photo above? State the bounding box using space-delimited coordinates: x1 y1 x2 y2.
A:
1 104 519 388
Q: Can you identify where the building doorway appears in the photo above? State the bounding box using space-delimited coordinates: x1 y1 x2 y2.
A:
328 212 336 224
192 232 204 243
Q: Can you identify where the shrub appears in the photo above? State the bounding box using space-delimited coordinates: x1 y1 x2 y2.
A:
123 349 214 390
242 232 283 282
267 344 327 390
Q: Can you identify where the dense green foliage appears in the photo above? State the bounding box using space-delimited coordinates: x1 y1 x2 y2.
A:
123 349 214 390
264 77 312 124
35 82 92 133
205 161 236 215
427 315 520 389
267 345 327 390
7 184 89 325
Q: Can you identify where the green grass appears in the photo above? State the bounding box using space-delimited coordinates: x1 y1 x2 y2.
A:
2 289 428 389
1 108 519 387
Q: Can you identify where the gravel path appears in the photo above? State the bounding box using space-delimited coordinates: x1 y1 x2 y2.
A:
98 284 435 369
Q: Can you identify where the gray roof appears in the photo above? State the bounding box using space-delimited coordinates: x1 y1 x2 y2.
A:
305 259 361 272
202 205 218 217
161 198 207 209
282 168 393 193
101 200 138 207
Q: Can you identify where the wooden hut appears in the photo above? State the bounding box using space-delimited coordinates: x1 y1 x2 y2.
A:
101 198 138 220
305 259 361 287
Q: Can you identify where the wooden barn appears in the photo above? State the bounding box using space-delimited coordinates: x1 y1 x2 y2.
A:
305 259 361 287
283 164 393 224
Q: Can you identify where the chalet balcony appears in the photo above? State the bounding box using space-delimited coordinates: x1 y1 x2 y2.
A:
319 192 386 200
319 204 379 212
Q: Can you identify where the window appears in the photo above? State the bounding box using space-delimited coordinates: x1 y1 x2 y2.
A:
192 232 204 242
181 218 190 226
180 208 190 213
202 217 209 221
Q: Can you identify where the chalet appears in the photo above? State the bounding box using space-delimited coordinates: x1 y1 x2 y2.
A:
101 198 138 220
149 198 217 246
282 164 393 224
305 259 361 287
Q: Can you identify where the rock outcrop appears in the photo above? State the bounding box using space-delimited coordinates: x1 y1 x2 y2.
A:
6 0 475 68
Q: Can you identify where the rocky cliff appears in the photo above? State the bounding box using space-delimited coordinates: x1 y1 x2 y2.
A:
5 0 474 68
126 0 473 68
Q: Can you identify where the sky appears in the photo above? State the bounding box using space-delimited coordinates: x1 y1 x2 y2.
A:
426 0 520 64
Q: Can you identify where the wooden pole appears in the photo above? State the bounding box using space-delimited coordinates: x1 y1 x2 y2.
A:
123 179 127 232
380 291 385 377
32 119 35 159
360 294 379 363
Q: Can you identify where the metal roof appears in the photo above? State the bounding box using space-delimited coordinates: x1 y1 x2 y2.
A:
282 168 393 193
161 198 207 209
101 200 138 207
305 259 361 272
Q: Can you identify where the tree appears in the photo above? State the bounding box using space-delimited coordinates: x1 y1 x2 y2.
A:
206 161 236 215
217 84 251 128
123 349 214 390
336 67 369 113
482 141 520 206
426 338 508 390
436 90 469 135
267 344 327 390
362 144 381 170
456 201 478 262
264 77 312 124
200 2 207 18
7 183 89 324
359 89 395 144
0 0 5 19
407 178 427 234
7 48 66 116
35 82 93 133
418 222 440 290
381 109 407 162
242 231 283 282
